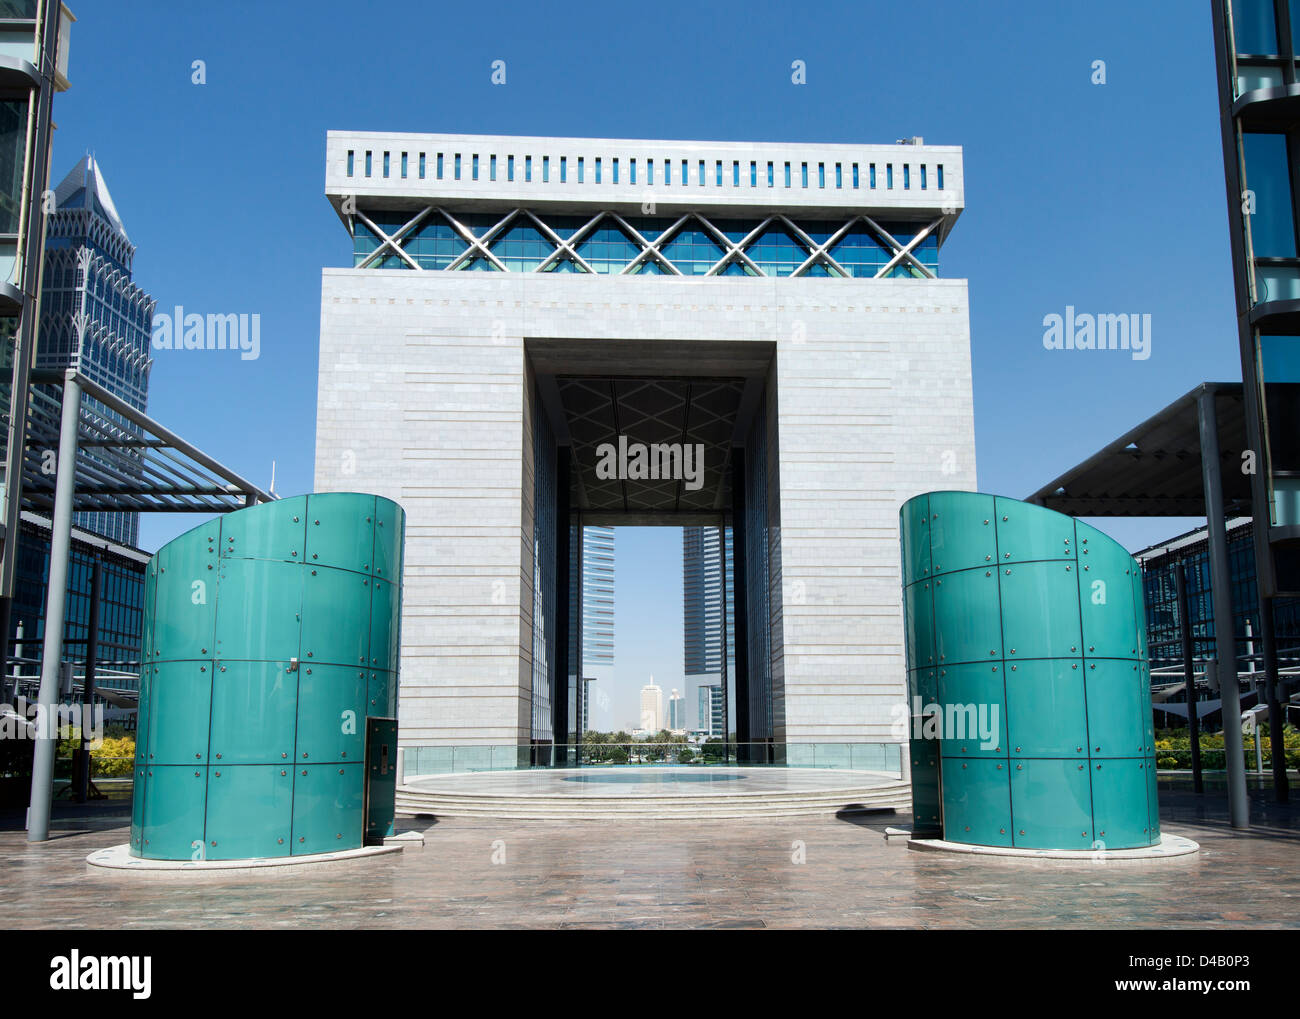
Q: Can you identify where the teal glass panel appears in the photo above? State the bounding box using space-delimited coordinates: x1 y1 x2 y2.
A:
1004 659 1088 757
1233 0 1278 54
134 661 152 764
300 567 371 668
1009 758 1093 850
937 662 1006 756
152 527 217 661
1131 566 1149 660
369 576 400 670
1146 755 1161 841
1243 133 1297 258
900 494 931 582
208 660 298 765
373 497 404 580
144 661 211 765
908 667 937 705
910 739 941 833
304 493 375 574
292 763 364 854
140 765 207 860
368 671 393 716
1139 661 1156 755
659 219 725 274
219 494 308 563
1090 758 1153 849
941 758 1012 847
903 580 936 669
999 561 1082 661
489 221 553 271
1077 521 1140 659
933 566 1002 664
1085 659 1146 758
928 492 996 574
129 764 146 851
215 558 303 663
993 497 1075 564
204 764 293 860
141 566 156 665
295 664 367 764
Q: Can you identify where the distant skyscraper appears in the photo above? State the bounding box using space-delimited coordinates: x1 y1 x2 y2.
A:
668 688 684 731
697 684 724 735
38 156 154 546
582 525 615 670
640 680 662 732
581 676 597 732
683 527 733 722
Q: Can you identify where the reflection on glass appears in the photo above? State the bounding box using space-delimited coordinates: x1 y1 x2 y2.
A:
1234 0 1278 54
1260 335 1300 525
1244 133 1297 258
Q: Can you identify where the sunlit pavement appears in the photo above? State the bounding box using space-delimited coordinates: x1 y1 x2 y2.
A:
2 784 1296 929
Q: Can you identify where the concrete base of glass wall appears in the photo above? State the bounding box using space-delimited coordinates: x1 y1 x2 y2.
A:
908 832 1198 862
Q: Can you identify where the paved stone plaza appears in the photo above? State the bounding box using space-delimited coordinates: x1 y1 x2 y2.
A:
2 783 1297 929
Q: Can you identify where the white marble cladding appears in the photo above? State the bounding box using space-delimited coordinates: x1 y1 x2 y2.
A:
325 131 964 219
314 270 976 747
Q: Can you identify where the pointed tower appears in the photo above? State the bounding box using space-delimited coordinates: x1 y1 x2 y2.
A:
38 156 156 547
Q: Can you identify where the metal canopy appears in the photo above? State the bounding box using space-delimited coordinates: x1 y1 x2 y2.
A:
1025 383 1249 517
20 369 273 514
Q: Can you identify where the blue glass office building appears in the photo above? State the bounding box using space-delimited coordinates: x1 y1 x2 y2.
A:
37 156 155 547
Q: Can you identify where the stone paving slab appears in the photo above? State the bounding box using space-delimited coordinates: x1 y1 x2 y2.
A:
0 788 1296 929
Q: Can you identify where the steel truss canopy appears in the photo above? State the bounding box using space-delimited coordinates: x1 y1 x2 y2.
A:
20 369 274 514
1026 383 1250 517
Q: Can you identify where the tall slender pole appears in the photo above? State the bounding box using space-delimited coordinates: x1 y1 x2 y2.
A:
26 372 79 841
75 554 100 802
1198 388 1250 829
1177 563 1204 794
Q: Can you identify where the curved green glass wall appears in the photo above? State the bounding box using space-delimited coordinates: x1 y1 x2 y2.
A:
900 491 1159 851
129 493 405 861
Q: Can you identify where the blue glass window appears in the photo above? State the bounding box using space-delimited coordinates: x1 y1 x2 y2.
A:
595 157 602 184
801 162 808 187
1233 0 1278 54
887 164 894 189
383 152 389 178
401 152 407 178
937 164 944 190
576 221 644 273
437 153 443 179
904 164 910 189
785 162 792 187
490 221 552 271
768 162 774 187
419 153 426 179
852 163 859 188
733 161 739 187
716 160 723 186
490 154 497 181
664 159 670 185
682 160 688 184
543 155 550 182
818 163 825 188
1245 133 1297 256
454 154 461 180
630 159 636 184
660 219 726 274
921 165 927 189
346 150 354 176
560 156 567 183
508 155 515 181
402 216 469 270
746 224 810 276
612 158 618 184
869 163 876 188
526 155 533 182
699 160 705 185
365 151 372 176
472 154 479 180
750 161 757 187
648 159 654 184
835 163 842 188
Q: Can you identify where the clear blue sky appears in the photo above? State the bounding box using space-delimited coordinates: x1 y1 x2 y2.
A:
52 1 1238 723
